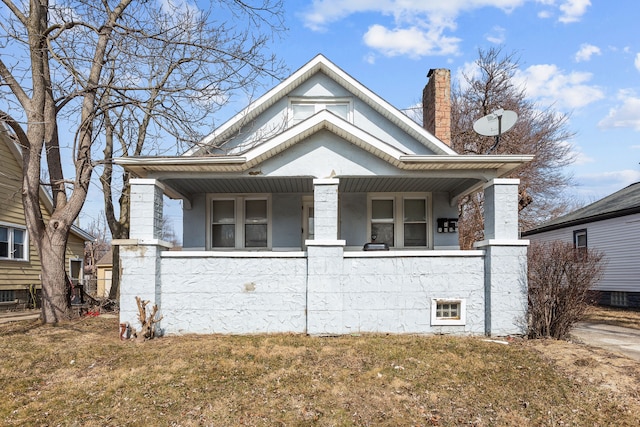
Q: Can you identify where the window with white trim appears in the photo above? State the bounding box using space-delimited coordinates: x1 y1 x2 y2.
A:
431 299 466 326
368 194 431 248
0 224 28 261
290 98 351 125
573 229 587 249
209 195 270 249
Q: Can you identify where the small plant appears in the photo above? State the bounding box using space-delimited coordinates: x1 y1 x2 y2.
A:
528 240 605 339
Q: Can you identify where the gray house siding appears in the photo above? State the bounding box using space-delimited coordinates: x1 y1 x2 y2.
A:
525 213 640 307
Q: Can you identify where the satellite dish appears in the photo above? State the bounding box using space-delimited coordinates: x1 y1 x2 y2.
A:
473 109 518 153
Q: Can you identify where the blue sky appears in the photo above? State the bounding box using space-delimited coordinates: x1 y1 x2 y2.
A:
267 0 640 203
75 0 640 232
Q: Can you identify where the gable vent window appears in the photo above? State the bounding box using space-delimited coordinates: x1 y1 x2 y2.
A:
290 99 351 125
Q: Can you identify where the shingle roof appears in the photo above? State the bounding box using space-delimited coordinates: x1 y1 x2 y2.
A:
523 182 640 236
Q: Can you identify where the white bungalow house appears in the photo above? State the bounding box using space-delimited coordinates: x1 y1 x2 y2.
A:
523 182 640 308
114 55 533 336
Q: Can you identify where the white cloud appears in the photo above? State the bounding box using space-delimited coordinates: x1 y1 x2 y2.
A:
558 0 591 23
598 90 640 131
563 141 594 165
300 0 526 58
485 26 506 44
514 64 604 109
579 170 640 197
574 43 601 62
635 53 640 72
363 24 461 58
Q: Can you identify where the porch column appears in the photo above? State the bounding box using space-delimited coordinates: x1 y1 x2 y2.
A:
115 179 171 335
306 178 347 335
475 178 529 336
313 178 340 240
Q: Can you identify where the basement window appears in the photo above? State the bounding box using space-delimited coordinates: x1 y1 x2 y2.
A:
0 290 15 303
610 292 628 307
431 299 466 326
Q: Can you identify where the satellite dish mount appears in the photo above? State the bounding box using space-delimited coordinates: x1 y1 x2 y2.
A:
472 109 518 153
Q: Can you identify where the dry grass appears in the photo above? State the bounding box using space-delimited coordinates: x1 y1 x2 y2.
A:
583 306 640 330
1 316 639 426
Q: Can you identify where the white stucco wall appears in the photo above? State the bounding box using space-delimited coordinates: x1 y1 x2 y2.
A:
152 253 307 335
315 251 486 335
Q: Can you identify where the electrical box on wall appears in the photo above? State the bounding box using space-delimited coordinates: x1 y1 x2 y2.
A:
437 218 458 233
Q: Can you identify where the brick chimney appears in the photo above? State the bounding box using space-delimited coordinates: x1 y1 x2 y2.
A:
422 68 451 146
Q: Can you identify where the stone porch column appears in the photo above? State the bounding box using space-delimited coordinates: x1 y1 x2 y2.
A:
475 178 529 336
306 178 346 335
114 179 171 334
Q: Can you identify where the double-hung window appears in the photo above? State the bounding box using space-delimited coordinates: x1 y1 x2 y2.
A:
0 223 28 261
209 196 270 249
290 98 351 126
368 194 431 248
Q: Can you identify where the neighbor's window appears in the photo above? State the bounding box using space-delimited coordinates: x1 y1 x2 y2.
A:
573 229 587 249
610 292 628 307
431 299 466 326
0 290 15 303
209 196 270 249
290 98 351 125
0 224 28 261
369 194 430 248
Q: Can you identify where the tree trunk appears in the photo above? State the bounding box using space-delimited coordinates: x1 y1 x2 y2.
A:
108 245 121 301
38 228 72 323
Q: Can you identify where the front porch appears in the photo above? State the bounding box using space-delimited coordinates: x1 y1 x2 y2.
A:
115 177 528 337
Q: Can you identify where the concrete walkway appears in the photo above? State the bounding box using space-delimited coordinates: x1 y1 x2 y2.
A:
571 322 640 362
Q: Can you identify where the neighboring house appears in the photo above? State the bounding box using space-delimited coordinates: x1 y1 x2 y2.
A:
95 249 113 298
523 182 640 308
114 55 533 336
0 125 93 311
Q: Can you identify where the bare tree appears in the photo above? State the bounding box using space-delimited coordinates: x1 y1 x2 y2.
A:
0 0 285 323
528 241 605 339
451 47 576 248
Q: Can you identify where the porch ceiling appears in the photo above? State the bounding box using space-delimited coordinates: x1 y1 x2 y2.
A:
161 176 481 196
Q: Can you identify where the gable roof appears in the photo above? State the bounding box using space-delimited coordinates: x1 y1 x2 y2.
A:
523 182 640 236
184 54 457 157
118 109 532 176
0 124 94 242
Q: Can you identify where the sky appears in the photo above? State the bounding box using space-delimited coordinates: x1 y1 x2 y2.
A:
272 0 640 203
75 0 640 234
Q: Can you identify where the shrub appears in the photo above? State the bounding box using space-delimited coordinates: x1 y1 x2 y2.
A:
527 240 605 339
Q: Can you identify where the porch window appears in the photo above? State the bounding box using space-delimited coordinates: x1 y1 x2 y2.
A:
209 195 270 249
368 194 431 248
431 299 466 326
0 223 28 261
290 98 351 125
